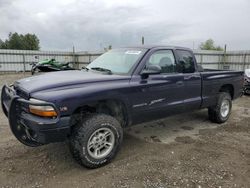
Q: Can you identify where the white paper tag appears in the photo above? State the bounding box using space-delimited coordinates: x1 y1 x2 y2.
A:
125 51 141 55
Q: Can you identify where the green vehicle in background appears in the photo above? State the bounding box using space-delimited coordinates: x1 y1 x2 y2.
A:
31 58 75 75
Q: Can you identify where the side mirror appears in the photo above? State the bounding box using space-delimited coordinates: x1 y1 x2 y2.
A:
141 65 161 79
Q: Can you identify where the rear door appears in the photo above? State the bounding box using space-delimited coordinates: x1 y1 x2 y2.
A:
175 49 202 110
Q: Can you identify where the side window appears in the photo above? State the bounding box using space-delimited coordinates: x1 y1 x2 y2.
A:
176 50 195 73
145 50 176 73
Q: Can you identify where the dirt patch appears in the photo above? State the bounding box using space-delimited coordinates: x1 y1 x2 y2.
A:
199 128 218 136
150 135 162 143
134 130 141 134
0 74 250 187
181 126 194 130
175 136 195 144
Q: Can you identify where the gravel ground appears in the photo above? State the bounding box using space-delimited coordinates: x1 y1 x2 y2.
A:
0 74 249 188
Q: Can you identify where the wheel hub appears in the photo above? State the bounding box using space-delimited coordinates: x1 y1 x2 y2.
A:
220 99 230 118
92 134 107 148
87 127 115 159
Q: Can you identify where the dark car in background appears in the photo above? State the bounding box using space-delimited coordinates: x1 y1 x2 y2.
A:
244 69 250 94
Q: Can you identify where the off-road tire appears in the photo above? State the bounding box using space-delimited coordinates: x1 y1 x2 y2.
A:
208 92 232 124
69 113 123 169
244 88 250 95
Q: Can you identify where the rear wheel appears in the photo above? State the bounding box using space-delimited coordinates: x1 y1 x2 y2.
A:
244 88 250 95
69 114 123 168
208 92 232 123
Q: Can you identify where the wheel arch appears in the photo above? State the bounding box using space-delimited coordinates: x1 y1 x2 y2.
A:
219 84 234 99
70 98 131 128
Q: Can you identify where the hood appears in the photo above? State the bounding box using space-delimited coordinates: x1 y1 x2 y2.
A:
14 70 130 94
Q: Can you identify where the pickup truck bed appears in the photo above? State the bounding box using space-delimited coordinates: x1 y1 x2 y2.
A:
1 45 244 168
201 70 243 107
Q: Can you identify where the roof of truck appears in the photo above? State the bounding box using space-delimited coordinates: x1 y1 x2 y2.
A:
122 45 192 51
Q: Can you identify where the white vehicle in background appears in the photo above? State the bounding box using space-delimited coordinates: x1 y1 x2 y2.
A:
244 69 250 95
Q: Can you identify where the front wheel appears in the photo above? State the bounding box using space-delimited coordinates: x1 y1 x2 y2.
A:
208 92 232 124
31 67 36 75
69 114 123 168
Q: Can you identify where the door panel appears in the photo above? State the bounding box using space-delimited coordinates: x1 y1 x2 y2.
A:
183 72 202 109
129 74 184 124
127 49 186 124
175 49 202 110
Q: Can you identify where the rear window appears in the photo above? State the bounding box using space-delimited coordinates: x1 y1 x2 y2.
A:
176 50 195 73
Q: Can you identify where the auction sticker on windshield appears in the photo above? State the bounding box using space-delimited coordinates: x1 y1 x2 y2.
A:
125 51 141 55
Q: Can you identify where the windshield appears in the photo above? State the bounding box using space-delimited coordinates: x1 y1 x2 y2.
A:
87 48 147 75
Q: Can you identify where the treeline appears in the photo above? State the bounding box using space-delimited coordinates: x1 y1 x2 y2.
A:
0 32 40 50
199 39 223 51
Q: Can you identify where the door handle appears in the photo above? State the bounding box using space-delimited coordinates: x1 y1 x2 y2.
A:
184 75 201 80
176 81 184 86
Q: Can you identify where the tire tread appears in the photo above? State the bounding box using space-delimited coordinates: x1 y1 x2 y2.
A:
69 113 123 168
208 92 232 124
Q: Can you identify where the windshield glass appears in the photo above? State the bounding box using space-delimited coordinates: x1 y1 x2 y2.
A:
87 48 147 75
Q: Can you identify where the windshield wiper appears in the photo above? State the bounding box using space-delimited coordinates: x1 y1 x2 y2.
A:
90 67 112 74
82 66 89 71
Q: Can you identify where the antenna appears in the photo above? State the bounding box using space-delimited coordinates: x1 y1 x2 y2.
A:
142 36 144 45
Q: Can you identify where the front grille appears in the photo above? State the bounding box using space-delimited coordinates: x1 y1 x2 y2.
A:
11 86 30 113
14 87 29 100
19 102 29 113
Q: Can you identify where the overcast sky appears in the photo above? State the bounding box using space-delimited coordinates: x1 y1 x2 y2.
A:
0 0 250 51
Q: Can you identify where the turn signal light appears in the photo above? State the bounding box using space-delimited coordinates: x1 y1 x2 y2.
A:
29 107 57 117
29 98 57 117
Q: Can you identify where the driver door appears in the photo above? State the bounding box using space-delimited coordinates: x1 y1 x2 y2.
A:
129 49 185 124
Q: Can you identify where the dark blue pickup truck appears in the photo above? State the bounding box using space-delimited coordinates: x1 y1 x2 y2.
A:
1 46 244 168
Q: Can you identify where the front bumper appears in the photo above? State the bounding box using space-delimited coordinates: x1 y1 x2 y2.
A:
1 85 71 146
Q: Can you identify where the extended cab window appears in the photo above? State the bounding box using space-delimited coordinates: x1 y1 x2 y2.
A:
145 50 176 73
176 50 195 73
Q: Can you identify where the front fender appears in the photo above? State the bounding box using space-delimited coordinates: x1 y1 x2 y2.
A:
30 81 133 125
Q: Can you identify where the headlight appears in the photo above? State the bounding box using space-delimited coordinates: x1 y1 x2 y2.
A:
29 98 57 117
